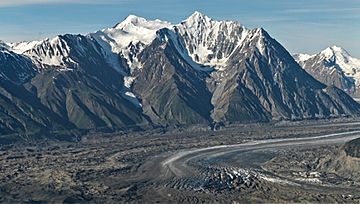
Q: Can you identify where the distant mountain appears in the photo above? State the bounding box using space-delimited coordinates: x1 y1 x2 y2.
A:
0 12 359 140
294 46 360 97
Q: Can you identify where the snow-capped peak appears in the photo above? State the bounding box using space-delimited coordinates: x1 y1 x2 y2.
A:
189 11 208 18
320 46 350 59
13 36 78 68
10 40 40 54
293 53 314 62
296 46 360 89
91 14 172 70
318 46 359 71
175 12 247 70
105 14 172 51
329 45 348 53
295 46 353 63
114 14 146 28
183 11 213 25
113 14 170 31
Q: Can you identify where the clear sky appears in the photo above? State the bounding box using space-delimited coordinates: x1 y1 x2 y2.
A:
0 0 359 57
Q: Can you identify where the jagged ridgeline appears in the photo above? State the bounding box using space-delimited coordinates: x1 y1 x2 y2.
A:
294 46 360 97
0 12 359 141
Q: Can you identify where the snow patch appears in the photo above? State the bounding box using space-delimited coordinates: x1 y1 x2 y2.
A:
121 76 142 108
92 15 172 71
9 40 40 54
176 11 249 71
123 91 142 108
58 68 74 72
11 36 78 68
125 91 137 98
298 46 360 87
124 76 136 88
164 30 213 72
293 53 314 62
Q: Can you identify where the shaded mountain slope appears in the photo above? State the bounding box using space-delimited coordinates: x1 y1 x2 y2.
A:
0 12 359 140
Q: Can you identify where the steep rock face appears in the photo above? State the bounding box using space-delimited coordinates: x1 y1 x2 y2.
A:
294 46 360 97
25 34 148 130
0 46 37 84
0 12 359 139
176 11 248 71
171 14 360 122
0 45 70 136
132 29 213 125
221 29 357 121
0 47 73 135
214 31 346 121
0 76 72 137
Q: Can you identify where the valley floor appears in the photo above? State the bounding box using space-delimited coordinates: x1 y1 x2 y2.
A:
1 119 360 203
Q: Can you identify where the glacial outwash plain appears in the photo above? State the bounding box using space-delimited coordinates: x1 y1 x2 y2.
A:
1 11 360 203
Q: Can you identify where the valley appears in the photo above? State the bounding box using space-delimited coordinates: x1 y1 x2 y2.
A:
1 119 360 203
1 10 360 204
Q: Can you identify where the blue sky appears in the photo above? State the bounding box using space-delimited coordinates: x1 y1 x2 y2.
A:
0 0 359 56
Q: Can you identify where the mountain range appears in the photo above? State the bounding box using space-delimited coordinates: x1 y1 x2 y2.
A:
0 12 359 142
294 46 360 98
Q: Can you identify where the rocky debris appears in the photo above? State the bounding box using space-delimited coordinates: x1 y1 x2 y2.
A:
344 137 360 158
166 166 260 193
264 144 359 186
1 121 360 202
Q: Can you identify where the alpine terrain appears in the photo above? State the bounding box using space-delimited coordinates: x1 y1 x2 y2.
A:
0 12 359 141
294 46 360 98
2 10 360 204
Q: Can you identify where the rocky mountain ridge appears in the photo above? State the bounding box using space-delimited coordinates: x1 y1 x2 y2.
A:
0 12 359 141
294 46 360 97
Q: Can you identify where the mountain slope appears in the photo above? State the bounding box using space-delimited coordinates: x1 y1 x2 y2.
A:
0 12 359 140
0 79 69 137
24 34 148 130
132 29 213 126
0 45 37 84
90 15 172 72
0 46 73 139
294 46 360 97
172 13 360 122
